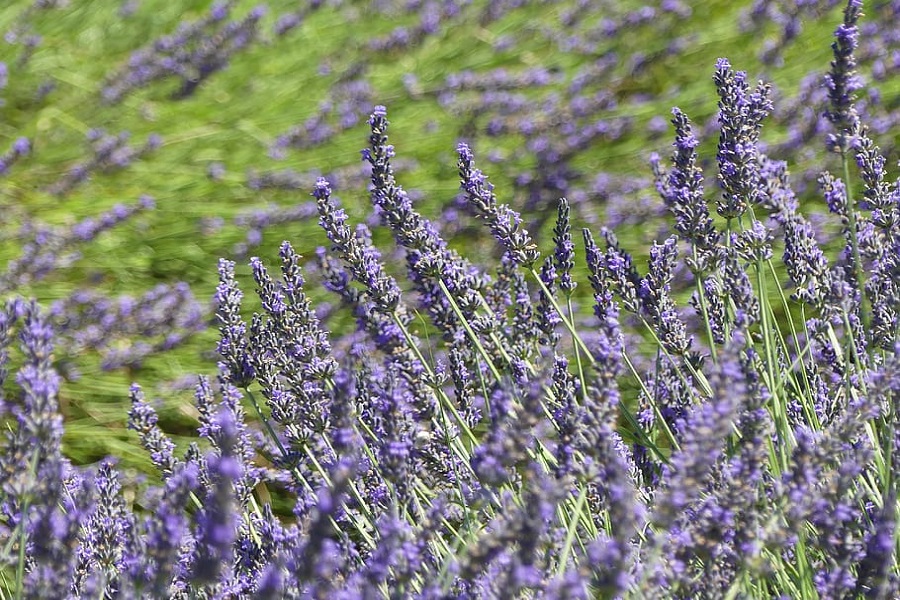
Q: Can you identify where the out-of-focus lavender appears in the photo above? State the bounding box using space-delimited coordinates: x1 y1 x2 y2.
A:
0 195 155 292
47 130 161 197
268 71 374 160
257 0 900 246
50 282 206 371
3 0 65 68
0 136 30 176
0 190 208 384
101 2 265 103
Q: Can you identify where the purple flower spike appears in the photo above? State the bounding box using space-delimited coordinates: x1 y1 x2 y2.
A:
127 383 178 477
653 341 746 529
713 59 772 219
553 197 576 295
655 107 719 271
102 5 263 103
457 142 540 267
189 408 242 587
0 136 31 176
363 105 482 338
640 236 692 356
214 258 255 388
824 0 863 151
315 176 402 313
136 461 200 595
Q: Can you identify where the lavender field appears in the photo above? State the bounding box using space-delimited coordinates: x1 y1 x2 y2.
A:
2 0 900 597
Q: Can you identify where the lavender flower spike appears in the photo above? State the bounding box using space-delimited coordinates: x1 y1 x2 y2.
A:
15 302 64 458
362 105 483 336
653 339 746 529
457 142 540 266
214 258 255 388
315 176 402 313
639 236 692 356
189 408 242 587
659 107 719 270
713 58 772 219
824 0 863 152
127 383 178 478
553 197 576 295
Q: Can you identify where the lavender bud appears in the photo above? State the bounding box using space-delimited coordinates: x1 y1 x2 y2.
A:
127 383 178 477
214 259 255 388
657 108 719 270
824 0 863 152
713 58 772 218
189 408 242 586
640 237 692 356
553 197 576 295
315 177 402 313
457 142 540 266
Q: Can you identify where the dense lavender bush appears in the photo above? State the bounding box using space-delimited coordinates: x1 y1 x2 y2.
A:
3 0 900 598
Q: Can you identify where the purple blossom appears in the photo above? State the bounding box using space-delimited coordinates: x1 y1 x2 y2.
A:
1 196 155 293
25 464 94 599
315 177 402 313
102 4 264 103
653 108 720 271
553 197 576 295
50 282 206 371
734 219 773 263
47 130 160 196
0 136 30 175
73 460 134 597
214 259 255 388
639 236 692 356
3 4 900 594
535 257 561 347
127 383 178 477
134 461 200 595
189 408 242 587
713 58 773 219
457 143 540 266
653 344 745 530
824 0 863 151
782 212 833 308
363 106 484 337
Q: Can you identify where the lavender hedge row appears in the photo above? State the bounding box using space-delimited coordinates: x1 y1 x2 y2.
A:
2 0 900 598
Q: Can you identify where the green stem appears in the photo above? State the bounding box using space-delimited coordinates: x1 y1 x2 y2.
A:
841 149 870 338
556 486 589 575
689 245 719 366
756 260 790 474
244 387 376 547
566 293 590 403
389 311 480 457
530 268 673 457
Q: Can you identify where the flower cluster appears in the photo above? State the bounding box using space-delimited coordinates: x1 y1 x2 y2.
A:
2 1 900 598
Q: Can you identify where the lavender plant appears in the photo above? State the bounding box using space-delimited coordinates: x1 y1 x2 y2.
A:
3 0 900 598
